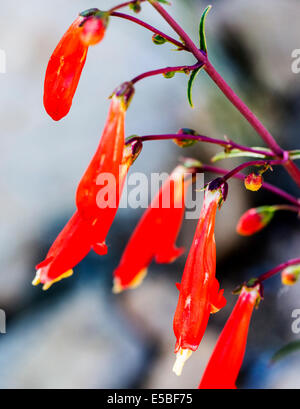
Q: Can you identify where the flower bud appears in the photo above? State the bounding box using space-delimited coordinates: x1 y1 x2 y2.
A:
236 206 275 236
173 128 197 148
244 173 263 192
281 265 300 286
129 2 142 13
152 34 167 45
163 71 175 79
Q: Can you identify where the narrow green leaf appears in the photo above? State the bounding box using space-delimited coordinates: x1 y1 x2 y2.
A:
211 148 273 163
290 150 300 160
271 341 300 364
156 0 171 5
187 66 203 108
199 5 212 53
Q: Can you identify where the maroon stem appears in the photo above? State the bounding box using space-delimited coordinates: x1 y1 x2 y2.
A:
126 133 271 157
110 11 187 50
258 258 300 283
109 0 147 12
221 159 284 181
131 63 202 84
147 1 300 188
201 164 300 207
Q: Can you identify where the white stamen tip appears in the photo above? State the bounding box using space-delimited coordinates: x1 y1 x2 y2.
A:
172 348 193 376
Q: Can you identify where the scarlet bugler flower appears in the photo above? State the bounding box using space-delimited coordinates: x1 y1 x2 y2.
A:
43 9 108 121
113 165 192 293
172 184 227 376
244 173 263 192
76 83 135 251
199 284 261 389
236 206 275 236
33 85 140 290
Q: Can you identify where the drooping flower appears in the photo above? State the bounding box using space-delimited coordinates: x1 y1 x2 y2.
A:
281 264 300 286
199 284 261 389
236 206 275 236
43 9 108 121
113 165 192 293
33 138 141 290
32 211 94 290
76 83 135 252
244 173 263 192
172 184 227 376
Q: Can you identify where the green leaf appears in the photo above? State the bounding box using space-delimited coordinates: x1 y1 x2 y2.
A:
211 147 273 163
271 341 300 364
187 66 204 108
156 0 171 4
290 150 300 160
199 5 212 53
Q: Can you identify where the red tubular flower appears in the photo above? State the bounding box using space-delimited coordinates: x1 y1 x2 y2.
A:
43 9 108 121
76 85 135 253
33 140 141 290
32 211 94 290
199 285 261 389
244 173 263 192
172 186 226 376
236 206 275 236
113 165 192 293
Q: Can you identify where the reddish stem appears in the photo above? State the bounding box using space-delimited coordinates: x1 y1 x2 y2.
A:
221 159 284 181
110 11 187 50
109 1 147 12
200 164 300 207
126 133 271 157
147 1 300 188
131 63 202 84
258 258 300 283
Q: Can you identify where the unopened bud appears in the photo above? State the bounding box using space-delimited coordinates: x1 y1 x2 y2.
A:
152 34 167 45
236 206 275 236
173 128 197 148
281 265 300 286
244 173 263 192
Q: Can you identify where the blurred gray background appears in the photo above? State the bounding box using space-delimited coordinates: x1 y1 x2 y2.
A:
0 0 299 388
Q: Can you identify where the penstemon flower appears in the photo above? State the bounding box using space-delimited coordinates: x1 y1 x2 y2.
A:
33 140 141 291
113 165 192 293
236 206 275 236
76 83 135 252
32 211 94 290
199 284 261 389
172 184 227 376
43 9 108 121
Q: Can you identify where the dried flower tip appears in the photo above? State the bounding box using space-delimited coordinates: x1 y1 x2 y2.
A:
32 269 73 291
113 82 135 110
173 348 193 376
244 173 263 192
112 268 148 294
